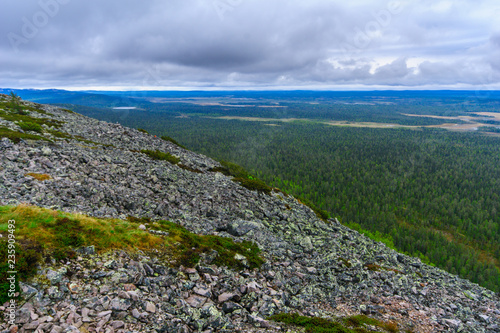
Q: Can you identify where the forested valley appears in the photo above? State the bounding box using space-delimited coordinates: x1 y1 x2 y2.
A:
58 94 500 292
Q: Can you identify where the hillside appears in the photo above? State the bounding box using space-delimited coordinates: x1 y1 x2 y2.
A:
1 94 499 332
53 90 500 293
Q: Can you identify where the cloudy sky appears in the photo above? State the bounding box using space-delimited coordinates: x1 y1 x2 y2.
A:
1 0 500 90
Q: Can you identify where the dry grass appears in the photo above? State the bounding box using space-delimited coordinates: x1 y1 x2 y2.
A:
0 205 163 253
25 173 52 181
0 205 263 270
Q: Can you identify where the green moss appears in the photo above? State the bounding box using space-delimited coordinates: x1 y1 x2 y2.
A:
61 108 77 114
0 204 264 300
0 126 49 143
0 107 64 128
364 263 403 274
137 128 149 134
47 129 73 140
18 121 43 133
161 135 187 149
178 164 204 173
233 177 272 195
210 160 249 178
146 219 264 269
344 315 380 328
297 196 330 221
268 313 361 333
268 313 399 333
210 160 274 194
141 149 180 164
344 315 398 333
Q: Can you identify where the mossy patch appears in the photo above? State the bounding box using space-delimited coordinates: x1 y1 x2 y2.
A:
268 313 358 333
178 164 204 173
268 313 399 333
0 205 265 303
0 106 64 129
338 257 352 268
364 263 403 274
0 239 42 304
210 160 273 194
161 135 186 149
141 149 180 164
344 315 398 333
137 128 149 134
210 160 249 179
127 216 264 270
61 108 77 114
0 126 49 143
47 129 73 140
233 177 272 194
18 121 43 133
296 196 330 221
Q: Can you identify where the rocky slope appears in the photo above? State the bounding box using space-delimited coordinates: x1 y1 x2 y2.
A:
0 96 499 332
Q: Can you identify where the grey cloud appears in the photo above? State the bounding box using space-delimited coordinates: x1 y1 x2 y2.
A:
373 57 411 81
0 0 499 89
490 33 500 48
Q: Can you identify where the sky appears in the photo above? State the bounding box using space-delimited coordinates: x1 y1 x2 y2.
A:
1 0 500 91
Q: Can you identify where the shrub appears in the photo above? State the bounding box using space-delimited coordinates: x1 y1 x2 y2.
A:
0 238 42 304
8 92 28 115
